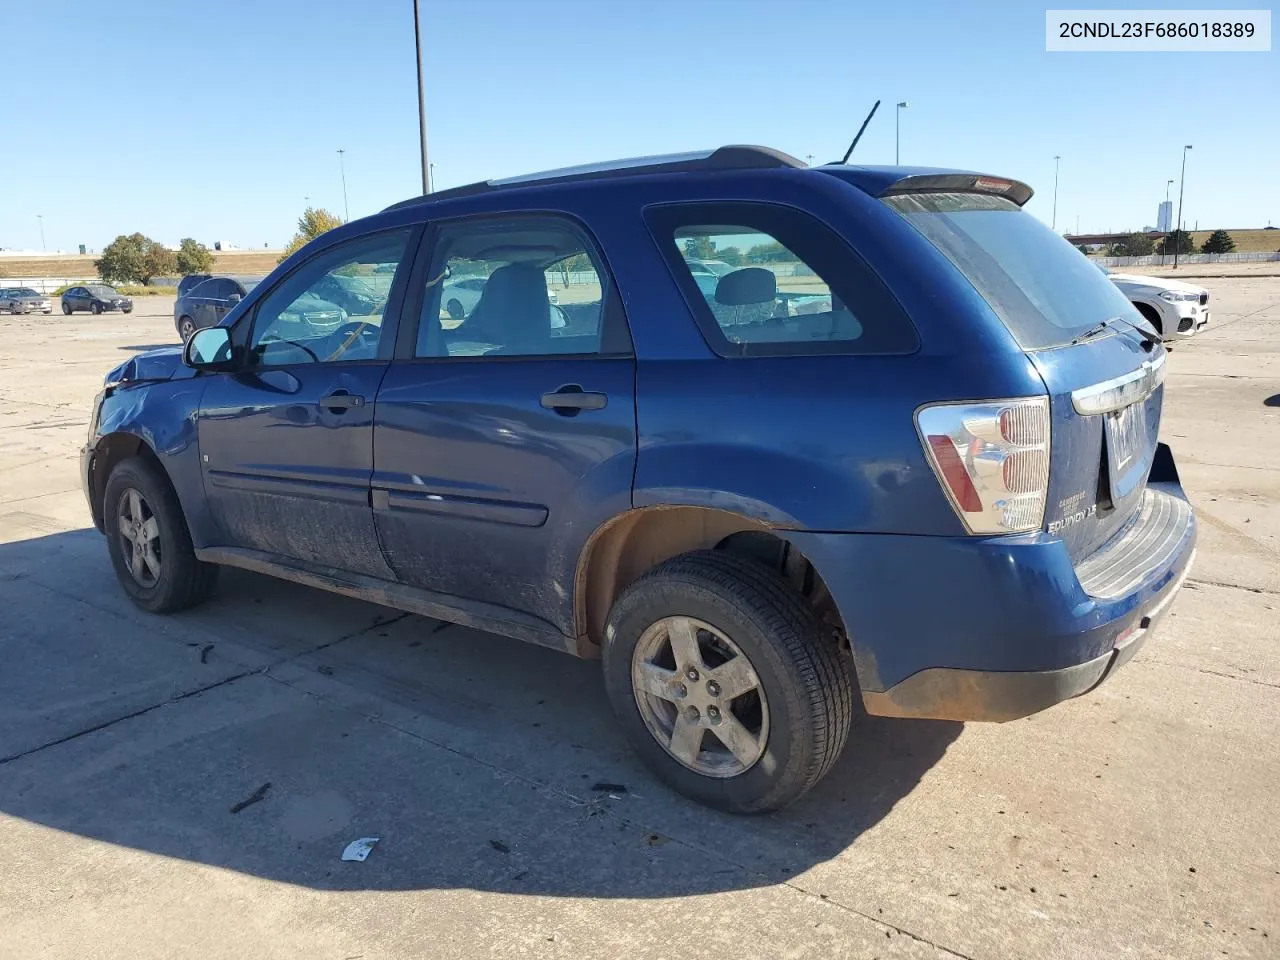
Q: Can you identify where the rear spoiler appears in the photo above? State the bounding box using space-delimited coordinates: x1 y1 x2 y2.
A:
880 173 1033 207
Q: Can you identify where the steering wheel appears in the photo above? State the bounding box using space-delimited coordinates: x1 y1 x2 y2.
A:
328 321 380 360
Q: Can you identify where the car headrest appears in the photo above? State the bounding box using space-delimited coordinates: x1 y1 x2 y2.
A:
715 267 776 306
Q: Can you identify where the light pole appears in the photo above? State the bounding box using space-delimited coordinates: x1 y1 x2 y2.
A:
37 215 45 252
1051 156 1061 231
895 102 909 165
1173 145 1192 269
337 149 349 222
413 0 430 194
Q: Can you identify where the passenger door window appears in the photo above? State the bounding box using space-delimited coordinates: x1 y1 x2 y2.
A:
416 216 625 358
647 203 918 356
248 229 411 367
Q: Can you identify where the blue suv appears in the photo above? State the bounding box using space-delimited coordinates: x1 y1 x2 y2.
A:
81 147 1196 812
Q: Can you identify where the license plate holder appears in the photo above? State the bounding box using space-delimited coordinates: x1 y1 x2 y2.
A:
1105 402 1148 493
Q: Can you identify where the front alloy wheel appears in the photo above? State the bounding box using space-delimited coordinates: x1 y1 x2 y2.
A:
116 487 162 587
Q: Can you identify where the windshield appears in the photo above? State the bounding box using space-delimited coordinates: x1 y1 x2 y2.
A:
17 288 40 296
88 285 118 297
884 192 1141 350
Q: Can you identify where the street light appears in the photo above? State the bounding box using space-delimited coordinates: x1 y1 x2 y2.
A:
337 149 349 222
895 102 909 165
1173 145 1192 269
1052 156 1061 231
37 214 45 252
413 0 430 194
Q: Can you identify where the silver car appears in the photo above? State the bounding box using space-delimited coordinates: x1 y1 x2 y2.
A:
2 287 53 315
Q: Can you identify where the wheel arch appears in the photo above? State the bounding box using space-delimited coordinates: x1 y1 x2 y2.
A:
88 431 172 532
1132 300 1164 336
573 506 851 667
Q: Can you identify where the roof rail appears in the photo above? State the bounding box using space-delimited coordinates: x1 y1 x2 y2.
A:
383 145 805 212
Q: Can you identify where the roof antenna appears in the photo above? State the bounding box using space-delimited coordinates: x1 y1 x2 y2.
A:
837 100 881 164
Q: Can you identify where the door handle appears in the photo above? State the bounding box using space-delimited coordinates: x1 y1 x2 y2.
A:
320 390 365 412
540 385 607 415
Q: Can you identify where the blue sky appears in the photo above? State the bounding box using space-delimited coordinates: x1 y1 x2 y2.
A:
3 0 1276 251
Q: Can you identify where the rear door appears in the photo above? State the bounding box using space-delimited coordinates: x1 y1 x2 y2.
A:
197 227 417 576
372 213 636 634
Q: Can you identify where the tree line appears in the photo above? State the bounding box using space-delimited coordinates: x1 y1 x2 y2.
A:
94 206 347 284
1101 229 1238 258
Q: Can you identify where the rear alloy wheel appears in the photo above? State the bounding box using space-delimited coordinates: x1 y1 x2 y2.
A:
62 301 72 315
179 317 196 341
91 302 103 315
104 458 218 613
603 550 853 813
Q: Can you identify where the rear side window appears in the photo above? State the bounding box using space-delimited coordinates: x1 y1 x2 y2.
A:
646 202 917 357
883 192 1141 350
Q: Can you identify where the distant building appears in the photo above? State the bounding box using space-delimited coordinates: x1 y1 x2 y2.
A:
1157 201 1173 233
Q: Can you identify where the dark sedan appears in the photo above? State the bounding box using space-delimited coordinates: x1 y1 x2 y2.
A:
174 274 346 341
174 275 261 341
61 285 133 315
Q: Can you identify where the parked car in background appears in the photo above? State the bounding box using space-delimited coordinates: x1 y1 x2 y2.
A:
177 274 213 299
82 146 1195 813
61 285 133 315
2 287 53 314
1102 266 1210 341
174 274 347 341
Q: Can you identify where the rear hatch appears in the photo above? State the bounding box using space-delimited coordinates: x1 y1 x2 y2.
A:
882 187 1164 562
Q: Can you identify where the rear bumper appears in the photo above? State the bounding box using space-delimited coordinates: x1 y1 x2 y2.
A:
787 443 1196 722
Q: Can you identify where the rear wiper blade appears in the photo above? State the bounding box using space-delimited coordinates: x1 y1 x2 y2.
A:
1070 320 1113 345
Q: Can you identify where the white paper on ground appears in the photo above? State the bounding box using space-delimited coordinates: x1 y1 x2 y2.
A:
341 837 380 862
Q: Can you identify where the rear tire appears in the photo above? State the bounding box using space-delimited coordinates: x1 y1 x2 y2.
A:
179 316 196 341
602 550 853 813
103 458 218 613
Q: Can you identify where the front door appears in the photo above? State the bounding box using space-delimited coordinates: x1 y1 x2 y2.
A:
373 214 636 633
198 227 416 578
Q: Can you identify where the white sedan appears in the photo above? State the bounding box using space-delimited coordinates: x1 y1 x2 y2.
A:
1103 268 1210 342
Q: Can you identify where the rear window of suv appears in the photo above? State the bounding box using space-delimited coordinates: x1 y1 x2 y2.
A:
648 202 918 357
883 192 1140 350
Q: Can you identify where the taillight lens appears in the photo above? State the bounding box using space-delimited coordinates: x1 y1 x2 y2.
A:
917 398 1051 534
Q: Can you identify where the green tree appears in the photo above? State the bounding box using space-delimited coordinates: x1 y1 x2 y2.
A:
681 236 717 261
280 207 344 260
1200 229 1236 254
717 246 745 266
1156 229 1195 255
746 241 789 263
95 233 176 283
1076 244 1092 256
1107 233 1155 257
175 237 215 274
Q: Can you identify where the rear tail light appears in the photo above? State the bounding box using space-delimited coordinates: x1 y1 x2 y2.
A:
917 397 1051 534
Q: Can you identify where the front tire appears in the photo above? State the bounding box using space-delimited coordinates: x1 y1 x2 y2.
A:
62 301 72 315
103 458 217 613
602 550 853 813
91 302 103 315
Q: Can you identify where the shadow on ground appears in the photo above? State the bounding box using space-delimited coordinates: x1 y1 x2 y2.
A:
0 529 960 897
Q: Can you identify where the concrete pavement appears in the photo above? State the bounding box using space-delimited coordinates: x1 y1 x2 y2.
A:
0 290 1276 959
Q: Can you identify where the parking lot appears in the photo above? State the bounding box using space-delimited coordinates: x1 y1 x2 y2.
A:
0 286 1276 959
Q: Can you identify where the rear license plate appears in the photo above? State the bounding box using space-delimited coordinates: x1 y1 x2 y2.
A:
1106 402 1147 472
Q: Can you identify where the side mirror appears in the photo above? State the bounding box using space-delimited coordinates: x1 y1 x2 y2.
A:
226 293 242 305
184 326 234 370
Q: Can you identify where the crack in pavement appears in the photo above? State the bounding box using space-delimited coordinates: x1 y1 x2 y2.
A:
262 668 977 960
1188 577 1280 596
1138 657 1280 691
0 609 410 767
